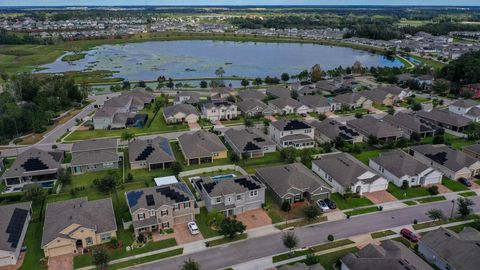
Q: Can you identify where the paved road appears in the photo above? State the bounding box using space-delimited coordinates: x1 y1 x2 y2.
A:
132 196 480 270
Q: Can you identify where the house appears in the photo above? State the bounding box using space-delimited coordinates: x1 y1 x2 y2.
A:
194 175 265 216
224 128 276 158
268 97 312 115
93 89 155 129
237 99 275 117
418 227 480 270
315 80 342 95
0 202 32 266
128 136 175 170
370 150 442 187
41 198 117 257
173 92 201 105
312 153 388 195
463 143 480 159
334 93 372 109
238 89 266 101
448 99 480 122
340 240 433 270
71 138 120 175
280 262 325 270
298 95 339 113
125 183 196 235
309 120 363 144
360 89 395 106
210 87 236 100
256 163 332 204
375 85 411 100
415 109 471 133
415 74 435 86
266 85 291 99
346 116 403 142
2 148 64 188
409 144 480 180
395 73 414 84
177 130 228 165
163 104 200 124
382 112 437 139
201 100 238 122
461 83 480 99
269 119 315 149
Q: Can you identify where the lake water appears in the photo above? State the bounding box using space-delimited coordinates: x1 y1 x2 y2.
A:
37 40 403 81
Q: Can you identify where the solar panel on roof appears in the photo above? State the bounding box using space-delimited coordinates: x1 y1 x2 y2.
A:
145 194 155 206
136 146 155 161
127 190 144 207
425 152 448 165
243 142 261 152
6 208 28 248
157 186 189 203
283 120 311 131
203 182 217 193
253 137 265 142
234 177 261 190
21 158 48 171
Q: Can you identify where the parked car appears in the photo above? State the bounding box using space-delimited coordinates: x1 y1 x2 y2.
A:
324 198 337 209
458 177 472 187
316 199 330 212
188 221 199 235
400 228 419 242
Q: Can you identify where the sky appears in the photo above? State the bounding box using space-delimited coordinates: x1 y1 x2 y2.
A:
1 0 480 7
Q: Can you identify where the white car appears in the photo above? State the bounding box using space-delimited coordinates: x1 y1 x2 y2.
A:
316 200 330 212
188 221 199 235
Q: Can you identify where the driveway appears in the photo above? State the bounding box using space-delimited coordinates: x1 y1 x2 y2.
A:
434 184 451 194
188 122 201 131
235 209 272 229
48 254 73 270
363 191 397 204
173 224 204 245
0 252 25 270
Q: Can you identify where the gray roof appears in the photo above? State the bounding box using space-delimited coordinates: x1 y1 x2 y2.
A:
451 99 479 109
313 153 383 187
374 85 405 96
463 143 480 156
270 119 312 131
347 116 403 139
411 144 479 171
237 99 268 114
198 175 265 197
315 80 338 92
103 89 155 109
0 202 32 252
371 150 431 178
42 198 117 247
174 92 201 104
279 263 325 270
396 73 414 82
128 136 175 165
382 112 436 134
211 87 236 97
178 130 227 159
269 97 303 110
420 227 480 270
341 240 433 270
266 85 291 98
333 93 366 105
224 128 275 153
202 100 236 110
2 148 63 179
309 120 361 142
298 95 331 108
359 89 391 103
164 104 200 118
256 163 332 198
416 109 471 128
238 90 266 101
126 183 194 213
71 138 119 166
465 106 480 117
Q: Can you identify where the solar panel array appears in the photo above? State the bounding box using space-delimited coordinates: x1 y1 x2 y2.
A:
136 146 155 161
243 142 262 152
6 208 29 248
425 152 448 165
339 125 360 137
157 186 189 203
202 182 217 193
127 190 144 207
21 157 48 172
234 177 261 190
283 119 311 131
253 137 265 142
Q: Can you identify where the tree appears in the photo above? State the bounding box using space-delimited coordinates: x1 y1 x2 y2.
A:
428 185 439 195
57 168 72 185
109 237 119 249
297 70 309 81
367 135 378 145
311 64 322 82
92 246 109 269
457 197 474 217
305 253 320 266
244 117 253 127
219 218 246 238
229 152 240 163
354 112 363 118
215 67 225 78
300 148 313 166
200 80 208 88
253 77 263 86
157 75 166 83
122 80 131 90
281 73 290 84
282 232 298 255
171 161 182 175
432 79 450 96
401 180 409 190
121 131 135 142
207 209 224 229
432 134 445 144
241 79 250 88
166 78 174 89
181 258 201 270
387 106 395 115
22 183 44 201
137 80 146 88
318 113 327 121
93 173 117 194
280 147 297 163
427 208 445 221
126 173 134 183
281 200 292 212
411 103 422 111
303 205 320 221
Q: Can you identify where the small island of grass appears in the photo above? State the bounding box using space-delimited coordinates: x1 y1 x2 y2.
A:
61 53 86 62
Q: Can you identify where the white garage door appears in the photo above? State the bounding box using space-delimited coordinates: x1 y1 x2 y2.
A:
48 245 73 257
0 256 13 266
368 182 388 193
423 175 441 186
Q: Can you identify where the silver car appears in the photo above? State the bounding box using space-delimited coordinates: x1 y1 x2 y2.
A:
316 200 330 212
188 221 200 235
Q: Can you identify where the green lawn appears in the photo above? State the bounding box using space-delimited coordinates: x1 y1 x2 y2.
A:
195 207 221 238
206 233 248 247
387 183 430 199
371 230 396 239
459 191 477 197
264 191 284 224
108 248 183 270
330 193 373 210
412 215 477 230
417 195 446 204
353 150 381 165
272 239 353 263
18 222 46 270
413 96 431 104
442 177 468 192
403 201 418 206
345 206 380 216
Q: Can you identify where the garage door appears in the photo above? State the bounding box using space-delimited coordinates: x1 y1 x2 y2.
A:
174 214 193 224
368 183 388 193
0 256 13 266
48 245 73 257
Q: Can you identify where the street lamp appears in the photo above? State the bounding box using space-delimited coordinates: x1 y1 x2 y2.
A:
450 199 455 219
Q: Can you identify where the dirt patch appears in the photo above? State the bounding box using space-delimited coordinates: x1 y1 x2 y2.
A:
235 209 272 230
363 191 397 204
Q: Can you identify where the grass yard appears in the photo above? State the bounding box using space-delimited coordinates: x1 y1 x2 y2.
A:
403 201 418 206
206 233 248 247
353 150 381 165
345 206 380 216
275 216 328 230
459 191 477 197
272 239 354 263
264 191 306 223
417 196 446 204
195 207 221 238
18 222 46 270
387 183 430 200
107 248 183 270
371 230 396 239
441 177 468 192
330 193 373 210
412 215 477 230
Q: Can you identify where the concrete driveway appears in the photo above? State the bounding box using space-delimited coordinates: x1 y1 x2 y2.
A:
173 224 204 245
363 191 397 204
235 209 272 230
48 254 73 270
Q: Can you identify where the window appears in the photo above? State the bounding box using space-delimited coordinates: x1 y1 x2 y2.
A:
184 202 191 208
236 195 242 200
216 197 221 203
227 197 232 203
250 190 258 197
161 210 168 216
150 210 156 216
174 204 180 210
138 213 145 220
100 233 111 242
85 237 93 246
161 222 170 229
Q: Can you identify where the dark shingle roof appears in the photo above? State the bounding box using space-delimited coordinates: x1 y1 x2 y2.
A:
128 136 175 164
178 130 227 159
2 148 63 179
0 202 32 252
270 119 312 131
371 150 431 178
411 144 479 172
126 183 194 212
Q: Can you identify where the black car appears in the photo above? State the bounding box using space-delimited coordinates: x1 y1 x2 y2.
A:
458 178 472 187
324 198 337 209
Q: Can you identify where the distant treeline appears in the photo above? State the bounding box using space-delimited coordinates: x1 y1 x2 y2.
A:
0 29 56 45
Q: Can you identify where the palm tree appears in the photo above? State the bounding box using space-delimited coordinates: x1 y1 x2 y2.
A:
282 231 298 256
180 258 201 270
215 67 225 78
121 131 135 143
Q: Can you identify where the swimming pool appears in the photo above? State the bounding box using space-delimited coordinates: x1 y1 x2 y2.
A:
211 174 236 181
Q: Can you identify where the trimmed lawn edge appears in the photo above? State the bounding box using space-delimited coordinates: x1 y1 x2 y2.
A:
206 233 248 247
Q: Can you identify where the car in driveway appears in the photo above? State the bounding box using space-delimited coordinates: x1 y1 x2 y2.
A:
188 221 199 235
324 198 336 209
316 200 330 212
400 228 419 242
458 177 472 187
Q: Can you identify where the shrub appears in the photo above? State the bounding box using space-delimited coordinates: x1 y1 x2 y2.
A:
327 234 334 241
281 200 292 212
303 205 320 221
428 185 439 195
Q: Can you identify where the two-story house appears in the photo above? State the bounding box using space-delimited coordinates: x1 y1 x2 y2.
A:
268 97 312 115
125 183 197 235
268 119 315 149
194 175 265 216
201 100 238 122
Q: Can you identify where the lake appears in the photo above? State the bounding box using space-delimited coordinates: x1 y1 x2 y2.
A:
37 40 403 82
